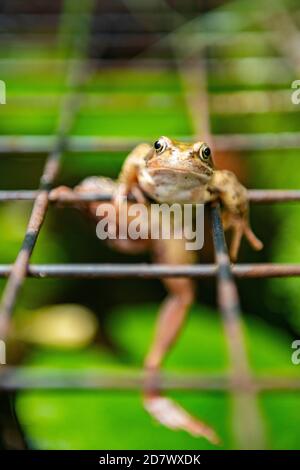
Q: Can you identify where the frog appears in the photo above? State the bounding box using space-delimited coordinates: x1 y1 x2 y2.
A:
50 136 263 445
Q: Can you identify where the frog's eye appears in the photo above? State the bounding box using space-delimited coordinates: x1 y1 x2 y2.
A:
200 144 211 161
154 138 167 154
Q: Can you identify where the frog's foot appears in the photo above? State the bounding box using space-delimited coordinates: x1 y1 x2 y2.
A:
144 394 220 445
113 182 129 207
75 176 116 197
49 186 75 206
131 184 147 204
230 219 263 262
113 183 146 205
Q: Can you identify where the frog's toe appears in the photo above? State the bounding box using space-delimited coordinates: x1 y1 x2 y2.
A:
144 395 220 445
131 184 147 204
49 186 74 203
244 225 263 251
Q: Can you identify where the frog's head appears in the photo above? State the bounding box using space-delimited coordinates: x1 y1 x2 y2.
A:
145 136 214 182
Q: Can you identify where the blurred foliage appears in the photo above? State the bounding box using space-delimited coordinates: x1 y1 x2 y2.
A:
249 149 300 333
16 304 300 450
12 304 99 349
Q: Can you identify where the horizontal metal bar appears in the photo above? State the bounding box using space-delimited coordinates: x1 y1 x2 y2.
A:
215 133 300 152
0 189 299 203
0 32 281 49
210 89 297 115
5 88 297 117
0 264 298 279
0 56 289 71
1 132 300 154
247 190 300 203
0 367 299 392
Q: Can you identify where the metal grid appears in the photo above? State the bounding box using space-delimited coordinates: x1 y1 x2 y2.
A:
0 0 300 449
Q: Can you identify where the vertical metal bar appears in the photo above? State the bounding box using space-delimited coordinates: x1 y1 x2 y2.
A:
211 205 266 449
176 59 212 143
177 52 266 449
0 0 95 339
262 0 300 74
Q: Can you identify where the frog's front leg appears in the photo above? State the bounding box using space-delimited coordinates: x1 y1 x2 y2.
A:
49 177 116 212
209 170 263 262
114 143 152 204
50 177 151 254
143 239 219 444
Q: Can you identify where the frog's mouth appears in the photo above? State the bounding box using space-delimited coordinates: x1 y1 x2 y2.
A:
146 166 212 183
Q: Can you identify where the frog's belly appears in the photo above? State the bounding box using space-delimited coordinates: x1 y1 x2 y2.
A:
138 169 208 204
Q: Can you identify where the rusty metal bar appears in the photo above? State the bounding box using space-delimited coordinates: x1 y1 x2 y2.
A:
178 53 266 448
1 132 300 154
0 12 292 37
0 29 282 53
262 1 300 75
0 55 292 74
0 367 299 392
4 88 297 116
211 204 267 449
0 263 299 279
210 206 254 373
247 190 300 203
214 132 300 152
0 189 300 203
0 2 95 339
0 32 242 54
210 89 297 115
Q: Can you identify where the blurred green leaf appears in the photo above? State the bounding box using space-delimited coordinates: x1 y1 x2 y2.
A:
16 304 300 449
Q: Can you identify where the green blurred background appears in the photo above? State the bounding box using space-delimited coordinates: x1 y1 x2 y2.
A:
0 0 300 450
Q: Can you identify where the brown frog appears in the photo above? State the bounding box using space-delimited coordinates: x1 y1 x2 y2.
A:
51 136 263 444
